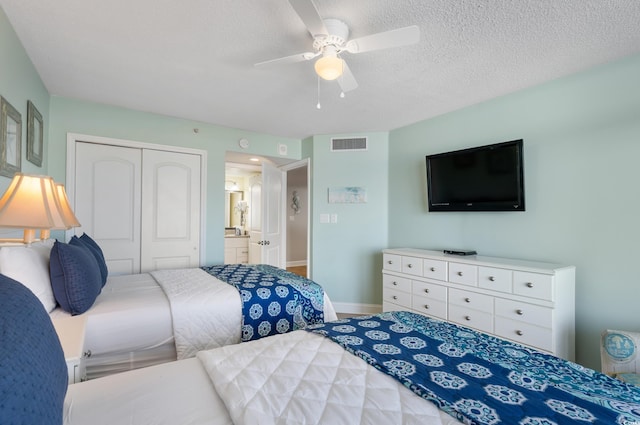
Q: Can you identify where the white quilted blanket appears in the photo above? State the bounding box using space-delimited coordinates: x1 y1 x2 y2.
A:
198 330 459 425
151 268 242 359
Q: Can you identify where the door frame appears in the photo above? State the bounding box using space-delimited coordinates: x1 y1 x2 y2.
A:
65 132 208 265
280 158 311 278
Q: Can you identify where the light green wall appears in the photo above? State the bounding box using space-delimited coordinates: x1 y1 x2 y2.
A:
47 96 300 264
309 132 389 308
388 53 640 370
0 6 50 191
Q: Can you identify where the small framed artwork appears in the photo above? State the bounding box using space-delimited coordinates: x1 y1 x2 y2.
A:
27 100 43 167
0 96 22 178
328 186 367 203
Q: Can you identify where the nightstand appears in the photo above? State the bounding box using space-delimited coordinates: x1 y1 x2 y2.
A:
52 315 88 384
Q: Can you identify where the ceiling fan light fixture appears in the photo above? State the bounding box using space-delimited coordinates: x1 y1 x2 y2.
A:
314 54 343 81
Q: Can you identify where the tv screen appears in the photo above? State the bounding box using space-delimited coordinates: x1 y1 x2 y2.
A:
426 139 525 212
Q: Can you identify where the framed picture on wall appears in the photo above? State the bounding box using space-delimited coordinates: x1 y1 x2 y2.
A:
0 96 22 178
27 100 43 167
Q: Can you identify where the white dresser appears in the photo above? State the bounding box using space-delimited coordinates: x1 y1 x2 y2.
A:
382 248 575 361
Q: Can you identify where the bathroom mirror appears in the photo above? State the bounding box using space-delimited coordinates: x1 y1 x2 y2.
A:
225 191 244 228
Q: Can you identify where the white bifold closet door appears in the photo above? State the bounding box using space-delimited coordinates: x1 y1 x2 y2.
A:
74 142 201 275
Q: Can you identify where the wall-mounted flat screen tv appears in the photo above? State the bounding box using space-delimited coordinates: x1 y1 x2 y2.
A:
426 139 525 212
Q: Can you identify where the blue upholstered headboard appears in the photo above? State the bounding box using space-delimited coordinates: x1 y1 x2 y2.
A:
0 273 67 424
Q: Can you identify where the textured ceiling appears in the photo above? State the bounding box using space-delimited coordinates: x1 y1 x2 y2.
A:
2 0 640 139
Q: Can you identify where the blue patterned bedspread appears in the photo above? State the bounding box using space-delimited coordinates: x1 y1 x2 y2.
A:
201 264 324 342
307 311 640 425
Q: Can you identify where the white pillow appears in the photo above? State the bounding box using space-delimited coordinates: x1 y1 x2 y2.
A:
0 240 56 312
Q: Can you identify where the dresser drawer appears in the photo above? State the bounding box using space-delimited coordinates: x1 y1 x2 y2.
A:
449 305 493 334
478 266 512 293
495 319 552 352
449 288 493 314
448 263 478 286
412 280 447 302
495 299 553 328
401 256 423 276
382 287 411 309
383 274 411 293
513 272 554 301
383 301 406 313
412 295 447 320
383 253 402 272
422 259 447 281
224 237 248 248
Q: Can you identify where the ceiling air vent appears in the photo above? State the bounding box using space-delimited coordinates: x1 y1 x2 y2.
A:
331 137 368 152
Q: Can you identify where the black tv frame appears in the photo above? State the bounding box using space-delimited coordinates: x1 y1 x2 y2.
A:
425 139 525 212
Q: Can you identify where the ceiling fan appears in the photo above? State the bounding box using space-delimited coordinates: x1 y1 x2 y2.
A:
255 0 420 94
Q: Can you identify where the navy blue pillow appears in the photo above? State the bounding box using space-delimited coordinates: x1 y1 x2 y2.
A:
50 240 102 315
70 234 108 286
0 273 67 424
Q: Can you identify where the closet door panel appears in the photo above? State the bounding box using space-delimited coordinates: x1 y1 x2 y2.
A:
141 149 201 272
75 142 142 275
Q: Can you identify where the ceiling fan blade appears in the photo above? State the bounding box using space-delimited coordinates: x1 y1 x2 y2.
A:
344 25 420 54
254 51 318 67
337 61 358 93
288 0 328 38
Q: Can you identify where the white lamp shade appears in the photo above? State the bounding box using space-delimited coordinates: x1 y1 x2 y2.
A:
54 183 81 228
314 55 344 81
0 173 66 229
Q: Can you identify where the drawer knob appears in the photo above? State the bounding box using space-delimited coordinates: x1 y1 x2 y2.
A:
392 281 398 286
407 264 413 268
464 315 471 321
84 349 92 358
489 276 495 282
430 267 436 272
526 282 534 288
424 288 429 294
424 304 430 310
387 260 393 265
392 295 398 300
464 297 470 303
516 330 524 336
516 309 524 316
457 271 463 276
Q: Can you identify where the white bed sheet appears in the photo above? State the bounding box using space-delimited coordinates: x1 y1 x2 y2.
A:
64 358 233 425
50 273 174 355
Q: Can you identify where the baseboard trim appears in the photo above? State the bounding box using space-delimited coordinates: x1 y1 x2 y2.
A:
331 302 382 315
286 260 307 267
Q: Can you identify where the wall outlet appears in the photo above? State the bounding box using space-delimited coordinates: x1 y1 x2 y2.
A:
278 144 287 155
330 214 338 223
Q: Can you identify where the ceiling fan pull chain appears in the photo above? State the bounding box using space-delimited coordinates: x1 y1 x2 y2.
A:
316 76 322 109
339 56 345 98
